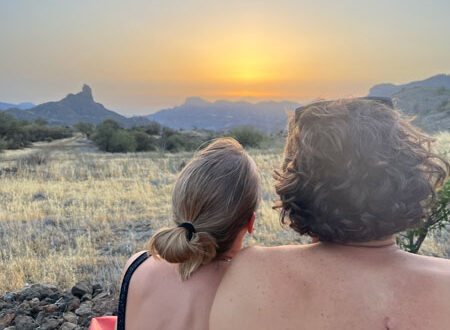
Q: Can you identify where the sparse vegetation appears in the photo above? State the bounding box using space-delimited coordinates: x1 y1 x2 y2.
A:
0 112 72 150
89 119 271 153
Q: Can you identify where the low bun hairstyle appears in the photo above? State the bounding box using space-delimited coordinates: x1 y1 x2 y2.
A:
148 138 260 280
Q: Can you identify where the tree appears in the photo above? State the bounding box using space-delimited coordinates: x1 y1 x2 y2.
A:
144 121 162 135
73 121 95 138
229 126 268 148
397 180 450 253
108 130 137 153
92 120 122 151
132 131 158 151
34 118 48 126
0 138 6 152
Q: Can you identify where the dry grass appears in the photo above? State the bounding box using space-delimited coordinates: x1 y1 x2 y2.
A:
0 133 448 294
0 137 299 293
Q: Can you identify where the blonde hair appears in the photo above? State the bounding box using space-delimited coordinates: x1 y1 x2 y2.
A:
148 138 260 280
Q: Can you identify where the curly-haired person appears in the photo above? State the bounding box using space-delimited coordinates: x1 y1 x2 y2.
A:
210 98 450 330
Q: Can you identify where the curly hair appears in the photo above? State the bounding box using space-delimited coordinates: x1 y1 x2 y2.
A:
274 98 449 242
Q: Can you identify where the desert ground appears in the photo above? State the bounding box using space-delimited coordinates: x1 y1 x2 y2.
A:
0 133 449 294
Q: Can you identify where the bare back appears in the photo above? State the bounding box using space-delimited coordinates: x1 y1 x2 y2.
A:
210 244 450 330
125 253 229 330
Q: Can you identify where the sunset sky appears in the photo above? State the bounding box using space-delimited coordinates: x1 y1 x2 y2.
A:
1 0 450 115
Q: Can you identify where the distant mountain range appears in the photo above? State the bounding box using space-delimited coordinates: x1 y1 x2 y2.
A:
367 74 450 132
146 97 301 133
3 85 150 128
0 102 35 110
368 74 450 97
1 85 300 132
2 74 449 133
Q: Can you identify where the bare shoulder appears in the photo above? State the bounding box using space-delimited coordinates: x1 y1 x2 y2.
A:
405 252 450 282
402 251 450 273
209 245 311 330
120 250 149 284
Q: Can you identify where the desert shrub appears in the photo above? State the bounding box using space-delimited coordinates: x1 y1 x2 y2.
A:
108 130 137 153
92 120 122 151
163 133 186 152
0 112 72 149
26 124 72 142
144 121 162 135
73 121 95 138
34 118 48 126
229 126 268 148
17 151 50 167
0 138 6 152
132 131 158 151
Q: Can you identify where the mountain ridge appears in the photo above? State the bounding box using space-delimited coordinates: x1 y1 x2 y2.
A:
146 98 301 133
5 85 150 128
368 74 450 97
0 101 35 110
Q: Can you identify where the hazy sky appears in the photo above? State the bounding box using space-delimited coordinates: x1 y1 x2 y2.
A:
1 0 449 115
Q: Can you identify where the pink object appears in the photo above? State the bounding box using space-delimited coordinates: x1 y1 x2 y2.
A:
88 316 117 330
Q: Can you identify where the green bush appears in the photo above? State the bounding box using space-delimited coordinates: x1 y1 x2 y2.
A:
0 112 72 150
229 126 268 148
92 120 121 151
144 121 162 135
132 131 158 151
108 130 137 153
0 138 6 152
73 121 95 138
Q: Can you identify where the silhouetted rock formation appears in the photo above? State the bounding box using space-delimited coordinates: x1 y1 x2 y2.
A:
5 85 149 128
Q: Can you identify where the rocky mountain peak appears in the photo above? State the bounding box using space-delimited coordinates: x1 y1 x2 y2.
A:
80 84 93 100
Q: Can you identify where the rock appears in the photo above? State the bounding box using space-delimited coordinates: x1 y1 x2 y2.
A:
67 297 80 312
29 298 40 314
17 301 32 315
4 292 15 303
92 293 117 316
75 302 92 318
0 313 15 328
81 293 92 302
0 300 8 310
18 283 58 301
31 283 58 299
39 317 62 330
32 192 46 201
63 311 78 324
1 281 117 330
35 311 45 325
61 322 78 330
71 280 92 298
42 304 58 313
13 314 37 329
92 284 102 297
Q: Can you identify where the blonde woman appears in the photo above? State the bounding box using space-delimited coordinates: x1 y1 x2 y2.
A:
117 138 260 330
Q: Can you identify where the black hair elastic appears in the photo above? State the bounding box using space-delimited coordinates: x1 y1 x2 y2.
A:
178 222 196 241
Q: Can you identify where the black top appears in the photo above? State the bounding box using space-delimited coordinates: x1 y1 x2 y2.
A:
117 251 149 330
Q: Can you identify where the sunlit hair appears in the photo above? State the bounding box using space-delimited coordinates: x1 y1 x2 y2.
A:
148 138 260 280
274 98 449 242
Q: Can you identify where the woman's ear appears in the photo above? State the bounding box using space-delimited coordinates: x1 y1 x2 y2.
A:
247 213 256 234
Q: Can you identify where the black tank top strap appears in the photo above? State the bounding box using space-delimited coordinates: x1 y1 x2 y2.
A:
117 251 149 330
